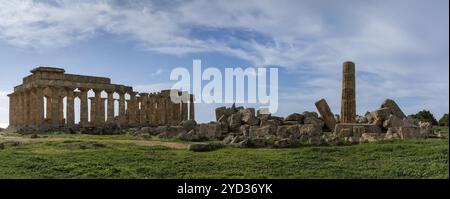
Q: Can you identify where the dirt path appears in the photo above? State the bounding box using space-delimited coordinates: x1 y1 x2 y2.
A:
0 135 190 149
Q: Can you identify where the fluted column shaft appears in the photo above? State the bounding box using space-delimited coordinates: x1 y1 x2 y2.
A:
66 88 75 127
129 92 138 125
118 92 126 125
89 97 96 125
92 89 103 126
99 98 106 125
24 91 31 126
106 91 115 123
139 93 148 124
50 87 60 127
340 61 356 123
29 88 37 127
79 88 89 126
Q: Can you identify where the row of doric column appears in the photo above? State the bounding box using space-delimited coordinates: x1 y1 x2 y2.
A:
8 87 196 130
131 90 195 126
8 86 132 130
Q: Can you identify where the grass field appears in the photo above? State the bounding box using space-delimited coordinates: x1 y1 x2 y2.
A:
0 126 448 179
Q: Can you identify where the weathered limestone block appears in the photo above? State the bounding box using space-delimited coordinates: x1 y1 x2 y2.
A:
382 114 413 129
238 124 250 137
334 123 382 137
399 126 422 139
228 112 242 130
198 123 221 138
352 126 366 137
257 109 271 121
356 115 368 124
276 125 301 139
381 99 406 119
385 128 402 140
302 111 319 119
180 119 197 132
260 119 280 134
239 108 260 126
215 106 227 121
284 113 305 123
303 117 325 129
315 99 336 130
365 112 374 123
282 120 302 125
298 124 322 137
360 133 382 143
249 125 273 138
371 108 391 121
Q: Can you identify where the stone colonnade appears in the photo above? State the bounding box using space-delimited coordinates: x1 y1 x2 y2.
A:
8 67 195 130
132 90 195 126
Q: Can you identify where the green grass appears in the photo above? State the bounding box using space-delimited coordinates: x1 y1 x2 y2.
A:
0 126 448 179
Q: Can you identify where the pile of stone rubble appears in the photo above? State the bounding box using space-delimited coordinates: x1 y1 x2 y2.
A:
126 99 443 148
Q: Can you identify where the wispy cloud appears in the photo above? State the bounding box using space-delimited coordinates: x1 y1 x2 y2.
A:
150 68 164 76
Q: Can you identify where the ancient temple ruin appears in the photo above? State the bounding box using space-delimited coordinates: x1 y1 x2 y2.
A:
7 67 194 131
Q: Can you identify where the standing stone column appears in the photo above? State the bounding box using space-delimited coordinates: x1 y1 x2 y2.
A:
128 92 138 125
36 87 45 128
106 90 115 123
189 94 195 120
340 61 356 123
147 94 154 124
45 90 52 125
158 95 167 125
29 88 37 128
315 98 336 130
89 97 96 125
24 90 31 126
13 93 19 126
58 90 65 126
66 87 75 128
99 98 106 125
118 91 126 125
17 92 25 126
172 100 181 124
79 88 89 126
92 89 103 126
139 93 148 124
50 87 60 127
166 99 174 125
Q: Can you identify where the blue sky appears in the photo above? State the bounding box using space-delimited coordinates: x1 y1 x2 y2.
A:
0 0 448 127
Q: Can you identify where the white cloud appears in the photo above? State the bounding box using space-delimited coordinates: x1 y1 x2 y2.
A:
150 68 164 76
